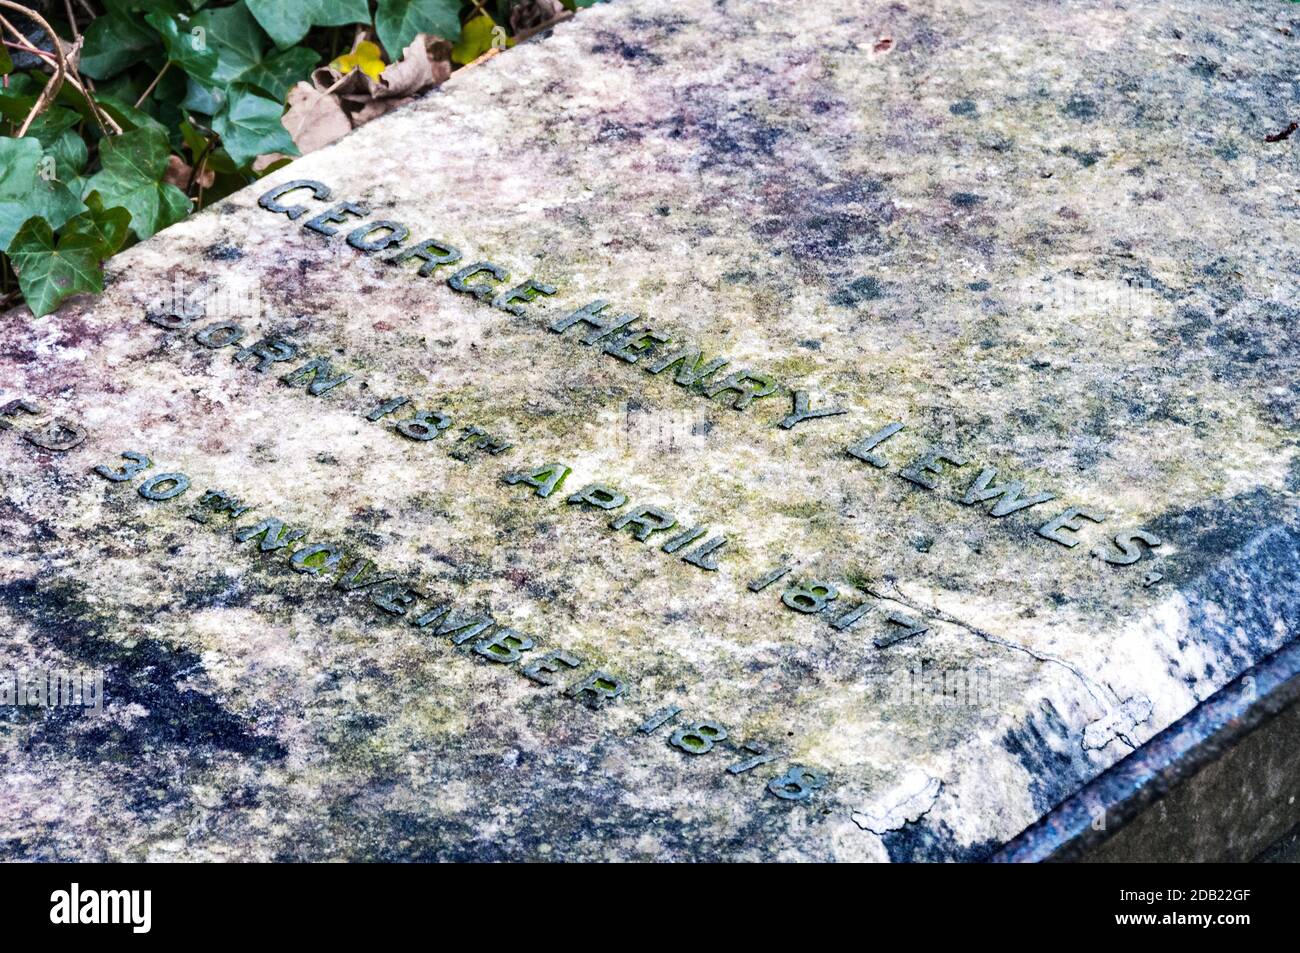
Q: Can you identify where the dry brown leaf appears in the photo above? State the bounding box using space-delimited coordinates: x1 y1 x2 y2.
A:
376 35 439 99
324 33 452 129
426 36 453 63
510 0 565 34
162 154 213 190
252 153 290 173
350 95 415 125
281 80 353 155
311 66 369 98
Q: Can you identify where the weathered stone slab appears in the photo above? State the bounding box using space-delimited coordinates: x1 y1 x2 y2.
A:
1 0 1297 861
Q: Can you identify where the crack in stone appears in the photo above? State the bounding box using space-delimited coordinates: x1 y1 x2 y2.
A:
866 581 1121 716
851 772 943 834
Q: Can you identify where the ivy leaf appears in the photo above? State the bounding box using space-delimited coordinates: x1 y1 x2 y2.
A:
212 85 299 168
0 137 84 253
101 0 186 13
0 43 13 76
94 95 172 137
241 48 321 102
7 215 104 318
331 40 387 81
80 13 160 80
452 15 503 66
144 11 220 84
25 109 88 180
0 89 37 126
246 0 371 49
178 119 209 162
24 106 81 147
86 127 190 240
192 2 320 101
47 130 90 181
178 119 239 176
376 0 463 58
68 192 132 259
181 76 226 116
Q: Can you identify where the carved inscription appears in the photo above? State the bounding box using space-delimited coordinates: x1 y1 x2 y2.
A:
86 447 823 803
253 180 1168 575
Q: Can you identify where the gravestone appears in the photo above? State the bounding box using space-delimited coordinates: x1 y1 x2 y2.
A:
2 0 1298 861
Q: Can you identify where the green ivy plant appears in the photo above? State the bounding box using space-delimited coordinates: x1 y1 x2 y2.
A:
0 0 599 317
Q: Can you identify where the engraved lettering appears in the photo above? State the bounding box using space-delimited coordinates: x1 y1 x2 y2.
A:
93 450 150 482
565 483 627 511
448 261 508 300
24 418 86 452
602 328 670 364
748 564 791 592
644 347 728 389
372 583 422 615
395 408 452 441
504 462 571 498
670 720 727 754
875 611 929 648
346 220 409 253
366 396 410 421
389 238 462 277
682 535 727 571
610 504 677 541
1037 506 1106 548
521 650 583 685
291 542 345 576
233 337 298 372
491 279 557 316
1094 529 1162 565
280 357 354 397
474 626 536 664
846 422 904 468
547 300 635 344
961 467 1055 516
137 472 190 501
660 525 706 553
830 602 873 631
235 517 307 553
566 671 626 708
336 558 397 591
704 370 778 411
899 447 969 490
303 201 369 236
779 390 847 430
638 705 682 734
258 179 331 219
782 580 838 614
194 321 246 349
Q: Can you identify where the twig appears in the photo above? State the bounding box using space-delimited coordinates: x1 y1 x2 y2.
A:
134 60 170 108
1265 121 1297 144
0 1 66 137
454 45 502 77
0 21 118 134
185 138 214 192
513 11 574 45
63 0 78 41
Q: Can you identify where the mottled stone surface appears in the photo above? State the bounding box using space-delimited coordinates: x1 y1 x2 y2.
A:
1 0 1298 861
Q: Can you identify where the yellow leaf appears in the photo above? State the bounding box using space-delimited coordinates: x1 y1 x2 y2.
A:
331 40 386 80
452 16 512 66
